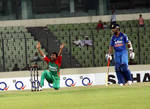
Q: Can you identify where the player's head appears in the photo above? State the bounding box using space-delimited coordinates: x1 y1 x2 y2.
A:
111 24 120 35
139 14 142 17
50 52 58 61
112 9 115 14
35 52 38 56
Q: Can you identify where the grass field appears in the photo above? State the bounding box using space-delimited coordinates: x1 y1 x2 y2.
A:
0 82 150 109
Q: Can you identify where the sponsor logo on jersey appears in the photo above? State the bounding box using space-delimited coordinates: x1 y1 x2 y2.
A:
114 40 123 47
115 44 123 47
49 65 57 72
114 40 122 44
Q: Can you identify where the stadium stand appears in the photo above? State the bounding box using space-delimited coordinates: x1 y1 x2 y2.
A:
0 19 150 72
27 27 81 68
46 20 150 67
0 26 47 71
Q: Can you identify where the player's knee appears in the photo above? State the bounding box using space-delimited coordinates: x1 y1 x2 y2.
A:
42 70 47 75
120 64 128 72
54 87 59 90
53 84 60 90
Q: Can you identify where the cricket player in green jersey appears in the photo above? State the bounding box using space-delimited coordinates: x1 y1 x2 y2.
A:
36 42 64 90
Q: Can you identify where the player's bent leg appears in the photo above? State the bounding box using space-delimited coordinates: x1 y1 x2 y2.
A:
115 64 125 85
46 78 53 84
40 70 47 87
54 87 59 90
45 72 53 84
120 64 132 81
53 78 60 90
40 70 51 87
120 50 133 84
114 52 125 85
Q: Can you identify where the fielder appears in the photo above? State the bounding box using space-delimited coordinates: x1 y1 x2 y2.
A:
36 42 64 90
107 24 134 86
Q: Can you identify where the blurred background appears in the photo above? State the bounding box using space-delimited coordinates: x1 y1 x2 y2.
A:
0 0 149 72
0 0 149 20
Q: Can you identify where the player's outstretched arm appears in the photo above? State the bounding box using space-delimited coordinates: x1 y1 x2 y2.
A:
58 43 65 56
36 42 45 57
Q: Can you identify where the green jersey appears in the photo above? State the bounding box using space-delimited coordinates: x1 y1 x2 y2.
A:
44 56 62 77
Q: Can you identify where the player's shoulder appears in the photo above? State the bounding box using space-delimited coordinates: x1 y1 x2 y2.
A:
57 56 62 59
121 32 128 37
111 34 116 40
111 34 115 38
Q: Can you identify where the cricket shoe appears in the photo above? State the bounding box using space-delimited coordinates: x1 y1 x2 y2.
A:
119 83 124 86
127 81 132 85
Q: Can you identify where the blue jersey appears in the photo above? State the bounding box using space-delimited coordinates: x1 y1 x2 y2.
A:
110 32 129 52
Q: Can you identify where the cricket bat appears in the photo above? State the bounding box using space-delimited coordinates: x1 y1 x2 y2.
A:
105 58 110 86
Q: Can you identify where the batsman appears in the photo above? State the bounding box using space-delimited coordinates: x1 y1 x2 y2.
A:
107 24 134 86
36 42 64 90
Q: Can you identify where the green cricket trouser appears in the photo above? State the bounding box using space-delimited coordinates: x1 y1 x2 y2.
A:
40 70 60 90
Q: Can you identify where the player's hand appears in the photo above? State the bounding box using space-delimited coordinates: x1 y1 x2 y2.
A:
105 54 112 61
36 42 41 49
60 43 65 49
129 51 135 59
129 47 133 52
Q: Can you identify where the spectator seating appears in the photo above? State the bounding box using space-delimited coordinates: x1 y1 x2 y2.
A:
47 20 150 67
0 26 47 71
0 19 150 71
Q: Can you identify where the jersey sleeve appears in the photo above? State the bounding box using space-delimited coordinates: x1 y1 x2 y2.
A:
110 36 114 46
43 56 51 64
123 34 129 43
57 56 62 67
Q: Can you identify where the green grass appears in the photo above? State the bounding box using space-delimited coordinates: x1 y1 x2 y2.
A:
0 82 150 109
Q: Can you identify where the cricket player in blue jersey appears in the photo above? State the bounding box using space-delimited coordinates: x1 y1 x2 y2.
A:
107 24 134 86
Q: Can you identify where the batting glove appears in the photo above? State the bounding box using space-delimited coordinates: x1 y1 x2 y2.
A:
105 54 112 61
129 51 135 59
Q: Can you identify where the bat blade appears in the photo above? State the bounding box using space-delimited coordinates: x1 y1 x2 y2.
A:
105 58 110 86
